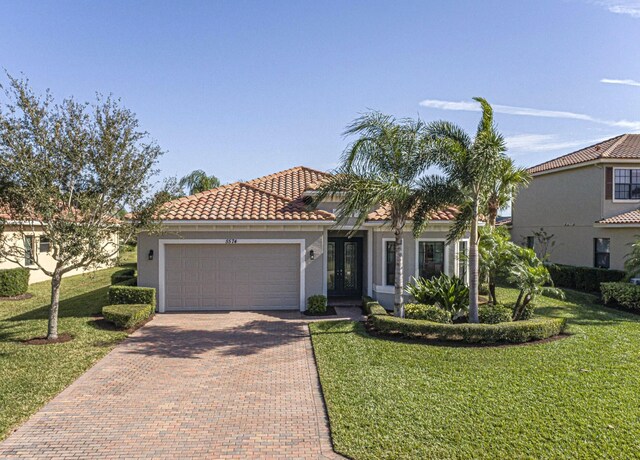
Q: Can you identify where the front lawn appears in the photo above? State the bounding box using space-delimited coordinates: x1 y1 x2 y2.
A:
310 287 640 459
0 264 133 441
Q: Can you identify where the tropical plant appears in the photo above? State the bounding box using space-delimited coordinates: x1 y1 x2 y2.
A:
478 225 518 304
0 75 167 340
624 236 640 279
508 247 564 321
313 112 453 317
427 97 508 322
486 157 530 228
178 169 220 195
405 274 469 319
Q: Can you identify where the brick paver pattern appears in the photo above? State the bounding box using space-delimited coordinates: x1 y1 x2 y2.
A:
0 311 353 459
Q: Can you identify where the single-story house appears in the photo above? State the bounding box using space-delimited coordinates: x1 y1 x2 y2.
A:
137 166 469 312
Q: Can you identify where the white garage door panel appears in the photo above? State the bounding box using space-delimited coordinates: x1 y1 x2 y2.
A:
164 244 300 311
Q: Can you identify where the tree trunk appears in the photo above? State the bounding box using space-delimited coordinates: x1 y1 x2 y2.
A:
487 202 498 228
47 268 62 340
394 226 404 318
489 278 497 304
468 207 480 323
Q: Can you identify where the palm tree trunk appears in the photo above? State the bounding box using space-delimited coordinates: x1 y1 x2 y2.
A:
47 268 62 340
487 202 498 228
469 206 480 323
394 227 404 318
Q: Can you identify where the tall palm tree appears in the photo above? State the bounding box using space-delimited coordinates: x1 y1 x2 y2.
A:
179 169 221 195
314 112 453 317
486 157 530 228
428 98 507 323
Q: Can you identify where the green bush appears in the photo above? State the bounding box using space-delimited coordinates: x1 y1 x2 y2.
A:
111 268 135 285
102 304 154 329
0 267 30 297
116 277 137 286
405 274 469 318
405 303 451 323
369 314 566 344
363 299 388 316
306 295 327 314
479 304 513 324
108 285 156 307
547 264 624 293
601 282 640 311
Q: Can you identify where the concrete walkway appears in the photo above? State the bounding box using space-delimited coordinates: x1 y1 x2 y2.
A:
0 309 362 459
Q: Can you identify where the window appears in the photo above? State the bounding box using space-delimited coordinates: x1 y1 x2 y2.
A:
457 240 468 281
594 238 610 269
385 241 396 286
24 236 34 266
39 237 50 253
614 169 640 200
526 236 535 249
418 241 445 279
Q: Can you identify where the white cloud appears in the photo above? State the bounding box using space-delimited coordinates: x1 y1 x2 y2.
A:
601 78 640 87
504 134 610 154
593 1 640 17
419 99 640 131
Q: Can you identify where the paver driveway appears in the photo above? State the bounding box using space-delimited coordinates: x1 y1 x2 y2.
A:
0 311 350 459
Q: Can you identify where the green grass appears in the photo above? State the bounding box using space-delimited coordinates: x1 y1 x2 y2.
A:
0 259 135 441
310 288 640 459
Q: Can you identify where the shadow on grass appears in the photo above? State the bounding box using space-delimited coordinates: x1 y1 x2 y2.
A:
122 319 310 359
6 286 110 322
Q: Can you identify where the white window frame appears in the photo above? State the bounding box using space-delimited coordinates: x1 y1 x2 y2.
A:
454 238 470 284
414 238 448 278
157 239 306 313
612 167 640 203
375 237 403 295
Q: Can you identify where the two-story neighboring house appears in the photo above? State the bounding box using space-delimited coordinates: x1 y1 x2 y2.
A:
511 134 640 271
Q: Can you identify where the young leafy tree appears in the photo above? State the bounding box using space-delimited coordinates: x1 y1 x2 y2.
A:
428 98 507 323
314 112 453 317
0 76 167 340
178 169 221 195
478 225 517 304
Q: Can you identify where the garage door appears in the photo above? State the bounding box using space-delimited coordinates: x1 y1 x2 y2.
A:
164 244 300 311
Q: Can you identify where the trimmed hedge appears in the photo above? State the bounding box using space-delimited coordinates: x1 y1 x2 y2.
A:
307 295 327 314
479 304 513 324
547 264 624 293
601 282 640 311
116 277 137 286
405 303 451 323
362 297 388 316
111 268 135 285
0 267 30 297
108 285 156 307
102 304 155 329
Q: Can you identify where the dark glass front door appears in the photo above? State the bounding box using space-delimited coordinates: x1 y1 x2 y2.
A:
327 237 363 297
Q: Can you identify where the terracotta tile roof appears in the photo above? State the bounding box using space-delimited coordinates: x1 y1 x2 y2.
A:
367 204 460 222
160 165 460 223
597 209 640 225
528 134 640 174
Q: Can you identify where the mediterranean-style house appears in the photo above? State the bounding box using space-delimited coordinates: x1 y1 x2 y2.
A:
137 166 469 312
511 134 640 271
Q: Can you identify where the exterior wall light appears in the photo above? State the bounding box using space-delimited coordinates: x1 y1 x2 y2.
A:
309 249 315 260
148 249 154 261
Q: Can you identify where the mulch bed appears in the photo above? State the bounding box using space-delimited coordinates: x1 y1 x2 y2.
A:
0 293 34 301
23 333 74 345
304 305 338 317
91 314 155 333
364 321 571 348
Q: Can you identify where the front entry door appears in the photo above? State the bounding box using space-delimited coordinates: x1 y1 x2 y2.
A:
327 237 363 297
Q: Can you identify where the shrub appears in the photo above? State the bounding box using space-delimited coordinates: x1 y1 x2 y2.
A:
306 295 327 314
479 304 513 324
369 314 566 344
116 277 137 286
363 299 388 316
111 268 135 285
405 303 451 323
102 304 154 329
547 264 624 292
601 282 640 311
405 274 469 318
0 267 30 297
108 285 156 307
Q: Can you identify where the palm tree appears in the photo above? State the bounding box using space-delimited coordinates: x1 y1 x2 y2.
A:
179 170 221 195
428 98 507 323
486 157 530 228
314 112 453 317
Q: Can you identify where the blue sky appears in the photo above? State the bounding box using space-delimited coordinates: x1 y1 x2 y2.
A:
2 0 640 184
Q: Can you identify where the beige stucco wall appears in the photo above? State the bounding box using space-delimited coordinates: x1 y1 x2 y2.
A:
0 227 119 284
511 162 640 270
